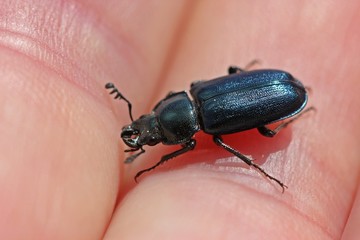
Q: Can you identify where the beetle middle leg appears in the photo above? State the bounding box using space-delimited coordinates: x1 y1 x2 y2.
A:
134 139 196 182
213 135 287 192
257 106 316 137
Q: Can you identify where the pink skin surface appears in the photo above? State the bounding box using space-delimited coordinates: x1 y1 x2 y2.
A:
0 1 359 239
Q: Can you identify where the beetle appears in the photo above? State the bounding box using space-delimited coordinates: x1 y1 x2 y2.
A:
105 64 313 192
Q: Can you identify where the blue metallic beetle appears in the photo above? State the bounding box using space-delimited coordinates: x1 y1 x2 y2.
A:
106 64 313 191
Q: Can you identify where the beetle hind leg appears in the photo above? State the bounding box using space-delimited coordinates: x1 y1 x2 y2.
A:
258 106 316 137
213 135 287 192
134 139 196 182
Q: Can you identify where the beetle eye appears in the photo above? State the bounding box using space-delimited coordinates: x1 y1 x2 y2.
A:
147 137 158 146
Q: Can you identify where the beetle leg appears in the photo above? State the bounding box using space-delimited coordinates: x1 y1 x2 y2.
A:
190 80 204 88
124 147 145 164
213 135 287 192
125 148 140 152
228 66 245 74
134 139 196 182
257 125 282 137
258 106 316 137
228 59 262 74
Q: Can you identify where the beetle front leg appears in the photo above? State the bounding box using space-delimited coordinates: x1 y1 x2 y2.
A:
258 106 316 137
134 139 196 182
124 147 145 163
213 135 287 192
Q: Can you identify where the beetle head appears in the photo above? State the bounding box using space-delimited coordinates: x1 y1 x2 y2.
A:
121 113 162 149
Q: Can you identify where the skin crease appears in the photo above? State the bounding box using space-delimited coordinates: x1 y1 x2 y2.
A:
0 0 359 239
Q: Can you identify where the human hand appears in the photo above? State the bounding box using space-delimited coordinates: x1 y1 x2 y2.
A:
1 1 359 239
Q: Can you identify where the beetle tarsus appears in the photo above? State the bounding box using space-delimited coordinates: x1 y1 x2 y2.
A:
213 135 287 192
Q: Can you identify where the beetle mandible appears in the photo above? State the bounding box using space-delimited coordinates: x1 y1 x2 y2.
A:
105 64 313 192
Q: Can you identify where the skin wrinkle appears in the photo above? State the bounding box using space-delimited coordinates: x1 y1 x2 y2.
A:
206 153 338 238
120 172 334 239
0 28 89 88
0 1 126 238
0 0 141 102
286 137 352 237
0 7 91 88
208 175 335 239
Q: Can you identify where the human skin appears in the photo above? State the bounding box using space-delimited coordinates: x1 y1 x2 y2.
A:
0 1 359 239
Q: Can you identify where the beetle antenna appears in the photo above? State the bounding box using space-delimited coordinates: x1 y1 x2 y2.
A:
105 83 134 121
